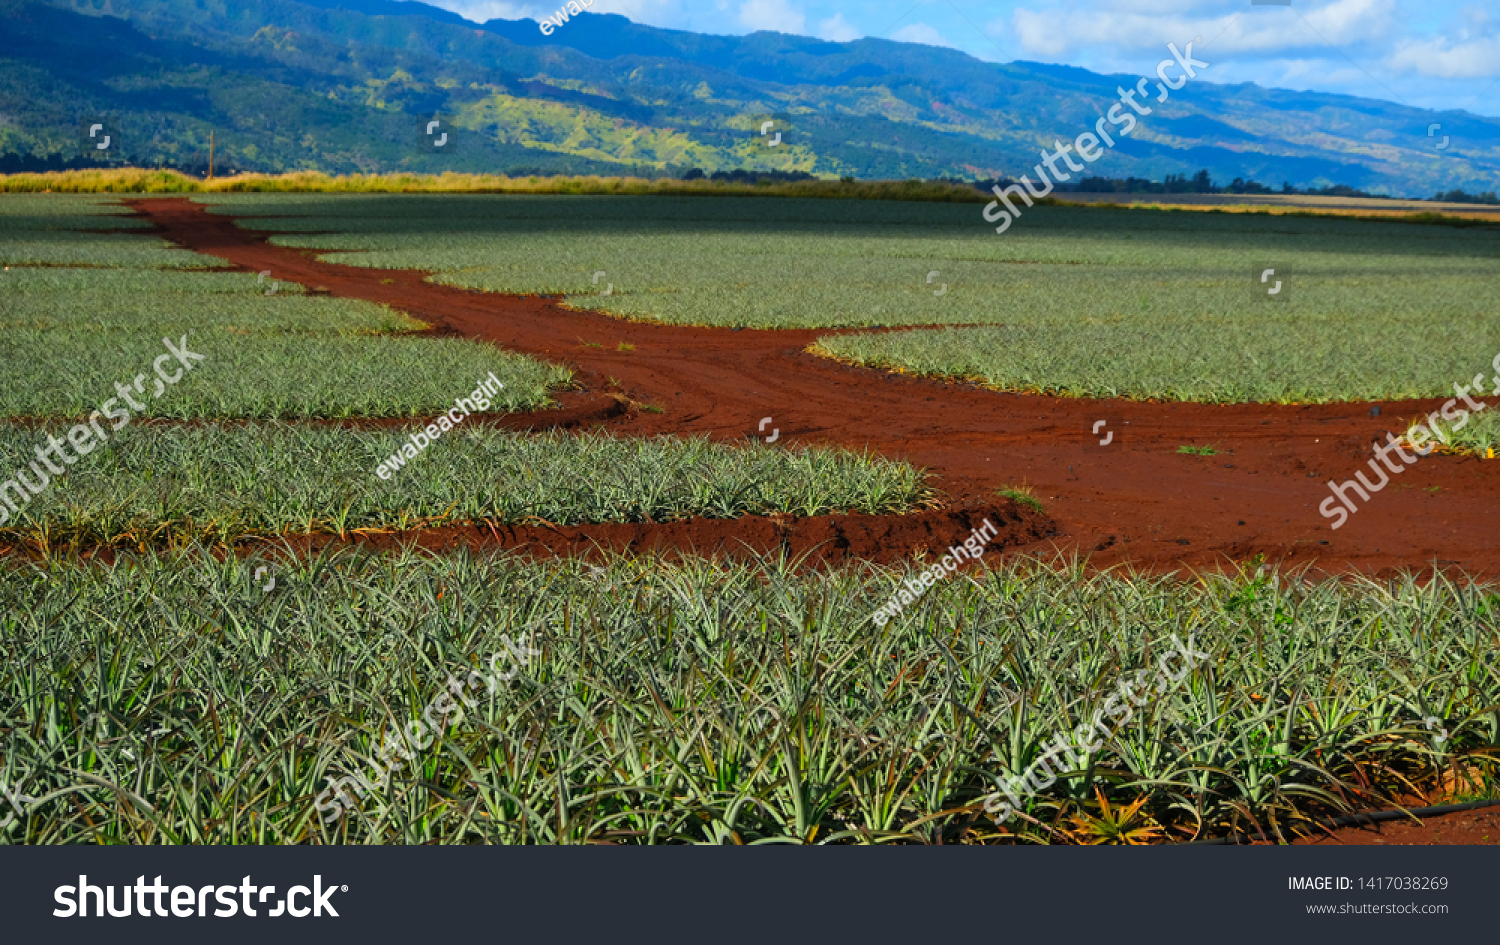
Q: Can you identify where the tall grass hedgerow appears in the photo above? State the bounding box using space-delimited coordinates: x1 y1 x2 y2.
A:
0 169 990 202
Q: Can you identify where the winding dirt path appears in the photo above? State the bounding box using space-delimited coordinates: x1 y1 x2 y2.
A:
126 197 1500 578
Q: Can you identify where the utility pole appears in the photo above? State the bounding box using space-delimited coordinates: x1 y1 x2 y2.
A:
208 130 214 180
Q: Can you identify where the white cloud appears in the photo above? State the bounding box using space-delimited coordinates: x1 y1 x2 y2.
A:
737 0 806 34
1010 7 1230 57
422 1 533 22
1299 0 1399 46
429 0 685 25
890 22 951 48
817 12 861 42
1007 0 1401 59
1390 35 1500 77
1387 5 1500 78
586 0 686 20
1007 10 1069 57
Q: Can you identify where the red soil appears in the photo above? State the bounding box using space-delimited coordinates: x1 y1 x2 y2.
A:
122 197 1500 579
1294 806 1500 845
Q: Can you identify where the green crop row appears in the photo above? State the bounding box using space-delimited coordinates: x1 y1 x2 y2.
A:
0 232 223 270
1 267 308 301
0 194 154 226
1 196 572 419
0 332 565 420
1 548 1494 844
0 194 221 269
0 425 933 548
1414 406 1500 458
0 273 462 338
813 323 1500 411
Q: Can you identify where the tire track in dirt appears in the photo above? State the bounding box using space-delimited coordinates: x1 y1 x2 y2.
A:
125 197 1500 578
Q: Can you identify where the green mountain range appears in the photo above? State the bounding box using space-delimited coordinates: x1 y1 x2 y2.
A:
2 0 1496 195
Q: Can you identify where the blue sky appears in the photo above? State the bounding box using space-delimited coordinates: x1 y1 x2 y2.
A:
429 0 1500 116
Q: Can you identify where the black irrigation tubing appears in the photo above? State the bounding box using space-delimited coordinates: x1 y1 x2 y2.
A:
1184 797 1500 845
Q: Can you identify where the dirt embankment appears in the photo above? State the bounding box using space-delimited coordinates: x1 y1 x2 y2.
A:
221 499 1046 566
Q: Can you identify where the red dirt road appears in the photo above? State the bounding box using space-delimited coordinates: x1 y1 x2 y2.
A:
127 197 1500 578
